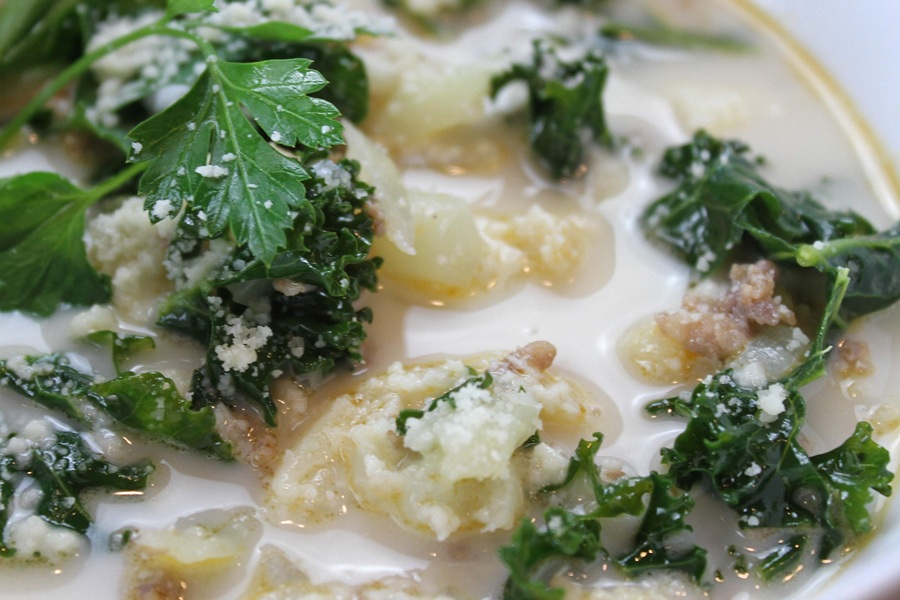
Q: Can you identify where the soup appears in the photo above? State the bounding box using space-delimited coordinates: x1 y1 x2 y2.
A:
0 0 897 598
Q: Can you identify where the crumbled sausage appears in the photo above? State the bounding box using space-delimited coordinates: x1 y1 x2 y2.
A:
656 260 796 361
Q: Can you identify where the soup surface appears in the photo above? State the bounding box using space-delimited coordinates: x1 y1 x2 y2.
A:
0 0 898 598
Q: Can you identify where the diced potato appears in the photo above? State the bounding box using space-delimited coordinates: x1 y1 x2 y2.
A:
666 84 749 135
374 190 493 299
362 39 493 146
240 545 459 600
343 121 416 255
266 345 601 541
122 508 261 599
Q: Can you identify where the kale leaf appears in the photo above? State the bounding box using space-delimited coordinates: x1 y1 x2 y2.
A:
644 255 893 579
641 131 875 273
600 20 750 52
796 221 900 323
640 130 898 326
85 330 156 374
0 455 17 556
157 157 380 425
500 507 602 600
0 354 232 459
499 434 705 599
491 41 611 181
0 426 152 556
646 371 892 575
29 431 153 533
395 368 492 435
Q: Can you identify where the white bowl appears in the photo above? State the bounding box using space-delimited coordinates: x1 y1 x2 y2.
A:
751 2 900 599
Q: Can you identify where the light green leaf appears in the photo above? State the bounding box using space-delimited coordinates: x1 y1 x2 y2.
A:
218 21 315 43
166 0 217 19
0 172 110 315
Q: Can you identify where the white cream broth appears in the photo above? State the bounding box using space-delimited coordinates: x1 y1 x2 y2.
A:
0 0 898 598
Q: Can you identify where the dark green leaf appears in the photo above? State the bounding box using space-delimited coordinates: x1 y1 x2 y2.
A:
0 0 83 78
796 221 900 323
396 369 491 435
0 355 232 459
647 368 892 576
600 21 751 52
500 508 602 600
615 473 706 581
0 456 17 556
31 432 153 532
216 21 314 43
158 156 379 425
491 41 610 181
499 434 706 597
640 131 874 275
93 372 233 460
756 535 806 581
811 422 893 535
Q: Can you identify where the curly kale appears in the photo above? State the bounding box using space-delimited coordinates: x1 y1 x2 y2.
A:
641 130 899 326
157 156 380 425
491 41 611 181
500 434 706 599
0 427 152 557
641 132 897 580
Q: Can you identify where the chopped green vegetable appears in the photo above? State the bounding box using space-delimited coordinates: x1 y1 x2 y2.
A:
128 57 344 265
0 169 137 316
500 507 602 600
491 40 611 181
0 1 382 430
0 354 232 459
0 426 152 556
600 20 750 52
0 455 16 556
395 368 492 435
0 0 85 79
796 221 900 324
641 131 896 580
30 431 153 532
158 156 380 425
640 130 898 326
499 434 705 598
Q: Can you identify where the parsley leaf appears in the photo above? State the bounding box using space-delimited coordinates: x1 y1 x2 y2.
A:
128 57 344 264
166 0 217 19
0 172 111 315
